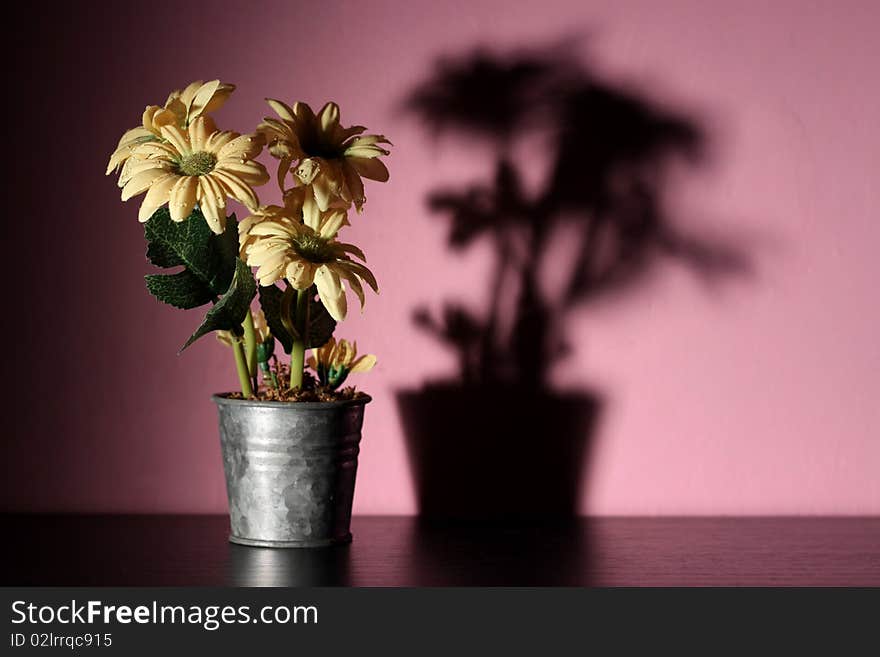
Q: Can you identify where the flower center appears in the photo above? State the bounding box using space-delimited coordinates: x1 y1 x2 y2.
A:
300 129 346 160
178 151 217 176
293 234 335 263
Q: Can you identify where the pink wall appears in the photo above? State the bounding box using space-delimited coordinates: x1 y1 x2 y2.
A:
6 0 878 514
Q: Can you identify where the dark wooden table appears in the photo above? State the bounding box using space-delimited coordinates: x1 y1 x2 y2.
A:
3 515 878 586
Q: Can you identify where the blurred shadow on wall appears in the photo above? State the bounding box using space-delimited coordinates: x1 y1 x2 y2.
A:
396 40 750 529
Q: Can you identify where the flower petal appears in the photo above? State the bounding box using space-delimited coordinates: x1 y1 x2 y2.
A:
338 124 368 142
119 156 169 187
342 162 366 211
319 338 335 362
164 96 188 126
348 156 389 182
266 98 297 123
130 141 178 160
286 259 316 289
216 160 270 186
337 339 354 367
292 101 316 125
256 260 287 286
248 219 300 238
188 80 221 121
217 133 264 160
245 241 288 265
188 116 217 152
205 130 239 153
302 193 322 232
346 134 392 148
315 266 347 321
317 101 341 133
337 265 366 309
198 175 227 234
148 107 179 131
295 158 320 185
339 259 379 293
211 170 260 210
349 354 377 373
344 145 391 158
258 117 296 142
201 82 235 115
320 210 349 239
335 242 366 262
275 156 292 191
311 174 334 211
160 125 191 156
169 176 199 221
175 81 203 107
329 339 342 366
120 167 166 201
116 156 136 188
106 128 157 174
138 173 178 222
116 126 155 149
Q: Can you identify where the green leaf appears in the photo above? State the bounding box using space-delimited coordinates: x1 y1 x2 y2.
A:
257 285 292 353
145 238 184 268
306 290 337 350
258 284 336 354
145 270 216 309
213 213 241 281
180 258 257 352
143 207 238 302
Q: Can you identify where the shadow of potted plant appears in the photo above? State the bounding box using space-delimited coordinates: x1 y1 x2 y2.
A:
398 42 748 522
107 82 391 547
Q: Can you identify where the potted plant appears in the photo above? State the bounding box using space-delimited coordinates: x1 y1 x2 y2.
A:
107 80 391 547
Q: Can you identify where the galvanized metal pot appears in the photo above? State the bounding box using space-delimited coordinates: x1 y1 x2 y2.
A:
213 395 370 548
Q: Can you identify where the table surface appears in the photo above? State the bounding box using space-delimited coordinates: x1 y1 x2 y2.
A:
3 515 878 586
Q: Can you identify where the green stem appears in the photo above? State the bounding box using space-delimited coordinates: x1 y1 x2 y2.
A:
243 312 258 392
270 356 281 389
280 285 297 341
232 339 254 397
243 311 257 378
288 289 310 390
260 361 277 390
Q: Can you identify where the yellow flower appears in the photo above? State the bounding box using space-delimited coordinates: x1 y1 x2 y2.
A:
239 193 378 321
106 80 235 176
307 337 376 389
117 116 269 233
258 100 391 212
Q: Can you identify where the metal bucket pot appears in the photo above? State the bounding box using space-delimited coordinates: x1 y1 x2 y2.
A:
213 395 370 548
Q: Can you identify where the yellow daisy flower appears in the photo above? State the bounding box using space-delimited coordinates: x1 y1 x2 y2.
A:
258 99 391 212
118 116 269 233
106 80 235 176
307 337 376 389
239 194 378 321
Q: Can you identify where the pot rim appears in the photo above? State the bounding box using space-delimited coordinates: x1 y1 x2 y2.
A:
212 393 372 410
